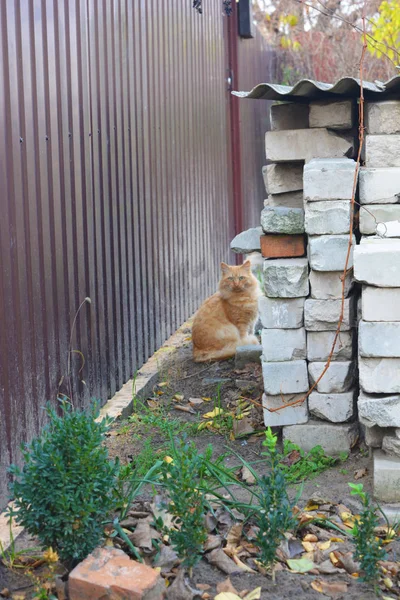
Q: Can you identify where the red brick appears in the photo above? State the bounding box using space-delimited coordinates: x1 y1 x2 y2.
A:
260 234 305 258
68 547 165 599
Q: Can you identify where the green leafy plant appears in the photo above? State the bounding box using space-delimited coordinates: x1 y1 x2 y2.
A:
279 440 341 483
9 399 119 564
349 483 386 585
160 437 208 570
256 428 296 569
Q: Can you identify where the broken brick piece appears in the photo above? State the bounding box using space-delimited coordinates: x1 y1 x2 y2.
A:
68 547 165 600
260 234 305 258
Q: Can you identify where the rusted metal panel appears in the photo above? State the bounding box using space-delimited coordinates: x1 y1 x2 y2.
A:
0 0 240 508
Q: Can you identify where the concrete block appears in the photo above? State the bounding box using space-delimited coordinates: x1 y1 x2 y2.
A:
263 163 304 195
261 206 304 235
354 238 400 287
366 100 400 135
362 287 400 322
283 421 359 456
262 359 309 395
304 298 355 332
265 129 355 163
258 296 304 329
382 435 400 458
373 450 400 503
309 390 355 422
263 258 309 298
309 100 354 130
308 235 355 272
68 547 164 600
270 102 309 131
265 191 304 209
263 393 308 427
360 205 400 235
262 327 306 362
305 200 351 235
235 344 262 369
366 135 400 168
303 158 357 201
309 270 354 300
359 168 400 205
364 425 390 448
359 321 400 358
360 358 400 394
308 361 355 393
307 330 353 361
230 227 262 253
358 391 400 428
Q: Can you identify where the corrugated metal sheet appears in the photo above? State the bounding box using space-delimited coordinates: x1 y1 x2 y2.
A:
0 0 273 509
233 75 400 102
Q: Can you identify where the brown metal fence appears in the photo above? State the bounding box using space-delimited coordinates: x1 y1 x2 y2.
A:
0 0 276 508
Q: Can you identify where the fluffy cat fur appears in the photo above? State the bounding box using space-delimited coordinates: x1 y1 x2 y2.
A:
192 261 260 363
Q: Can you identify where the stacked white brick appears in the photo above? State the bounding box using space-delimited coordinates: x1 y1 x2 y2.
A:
354 100 400 502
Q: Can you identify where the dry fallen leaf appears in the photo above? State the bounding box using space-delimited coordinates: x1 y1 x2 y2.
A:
174 405 195 414
203 407 224 418
311 580 348 598
206 548 240 574
216 579 239 595
232 555 257 573
354 467 367 480
189 397 204 406
129 521 154 550
303 534 318 543
166 569 202 599
227 524 243 546
243 588 262 600
287 557 315 573
173 393 184 401
241 465 256 485
196 584 211 592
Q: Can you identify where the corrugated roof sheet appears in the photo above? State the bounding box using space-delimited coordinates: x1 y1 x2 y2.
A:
232 75 400 102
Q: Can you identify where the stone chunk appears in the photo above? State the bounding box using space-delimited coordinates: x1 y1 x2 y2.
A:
263 394 308 427
358 392 400 428
309 270 353 300
230 227 262 253
359 358 400 394
308 235 355 272
283 421 358 456
263 163 303 195
354 238 400 286
364 425 390 448
265 191 304 209
262 359 309 395
308 391 355 422
270 102 309 131
359 321 400 358
359 168 400 205
309 100 354 130
68 547 164 600
373 450 400 502
235 345 262 369
262 327 306 362
383 435 400 458
360 205 400 235
308 361 355 393
261 206 304 234
263 258 309 298
305 200 351 235
304 298 354 332
258 296 304 329
307 330 353 361
362 286 400 322
303 158 357 201
265 129 355 163
366 100 400 135
366 135 400 168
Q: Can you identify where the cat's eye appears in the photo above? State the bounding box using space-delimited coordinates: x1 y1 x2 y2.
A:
228 276 234 280
239 276 245 280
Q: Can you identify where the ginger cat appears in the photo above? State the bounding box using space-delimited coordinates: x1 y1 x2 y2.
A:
192 261 260 363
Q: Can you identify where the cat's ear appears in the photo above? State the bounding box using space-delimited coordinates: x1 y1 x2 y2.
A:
242 260 251 270
220 262 230 275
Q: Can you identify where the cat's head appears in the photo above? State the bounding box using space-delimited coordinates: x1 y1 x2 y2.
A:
219 260 257 294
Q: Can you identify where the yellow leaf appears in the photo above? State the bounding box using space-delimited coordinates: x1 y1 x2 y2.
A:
232 555 257 573
243 587 262 600
287 13 298 26
214 594 241 600
302 541 315 553
317 540 331 551
311 581 323 593
203 407 224 418
330 537 344 543
163 456 173 464
383 577 394 589
158 381 168 387
303 534 318 542
197 422 208 431
329 552 339 566
287 557 315 573
173 393 184 401
304 502 319 511
202 396 212 402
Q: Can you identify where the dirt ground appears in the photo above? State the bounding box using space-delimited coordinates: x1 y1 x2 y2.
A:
1 326 397 600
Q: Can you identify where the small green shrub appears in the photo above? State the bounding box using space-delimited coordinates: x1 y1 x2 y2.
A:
349 483 386 585
9 399 119 564
279 440 341 483
161 437 208 569
256 428 296 569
